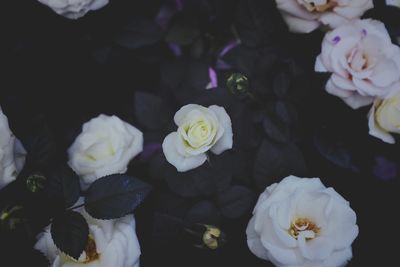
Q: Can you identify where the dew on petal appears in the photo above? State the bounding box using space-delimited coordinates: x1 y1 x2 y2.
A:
332 36 341 44
362 29 367 37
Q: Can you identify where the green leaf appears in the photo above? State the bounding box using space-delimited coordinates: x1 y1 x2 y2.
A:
134 92 172 130
115 17 163 49
253 139 307 189
216 186 255 219
44 165 80 208
185 201 220 226
84 174 152 220
166 24 200 46
50 211 89 260
262 113 290 143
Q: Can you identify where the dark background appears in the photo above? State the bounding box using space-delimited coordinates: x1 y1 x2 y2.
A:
1 0 399 266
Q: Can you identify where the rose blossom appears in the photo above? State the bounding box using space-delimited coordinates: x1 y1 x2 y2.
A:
247 175 359 267
368 88 400 144
162 104 233 172
315 19 400 109
37 0 109 19
35 199 140 267
0 108 26 189
68 114 143 189
275 0 373 33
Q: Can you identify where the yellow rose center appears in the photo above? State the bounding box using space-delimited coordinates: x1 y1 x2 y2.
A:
189 121 210 141
181 116 216 149
85 138 116 161
301 0 337 12
81 236 100 263
288 218 320 241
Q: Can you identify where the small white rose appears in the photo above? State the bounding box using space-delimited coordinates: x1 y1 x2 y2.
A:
275 0 373 33
315 19 400 109
162 104 233 172
68 114 143 189
0 108 26 190
247 175 359 267
37 0 109 19
368 89 400 144
35 199 141 267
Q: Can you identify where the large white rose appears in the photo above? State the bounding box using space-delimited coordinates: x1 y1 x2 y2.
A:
315 19 400 109
35 200 140 267
246 175 359 267
37 0 109 19
0 108 26 190
368 89 400 144
275 0 373 33
162 104 233 172
68 115 143 189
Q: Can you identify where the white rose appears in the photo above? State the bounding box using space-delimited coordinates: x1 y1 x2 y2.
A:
246 175 359 267
275 0 373 33
68 115 143 189
0 108 26 190
37 0 109 19
368 89 400 144
35 200 140 267
162 104 233 172
315 19 400 109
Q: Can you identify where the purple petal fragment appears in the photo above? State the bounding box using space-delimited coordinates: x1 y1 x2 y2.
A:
219 41 239 58
206 67 218 89
216 41 238 70
362 29 367 37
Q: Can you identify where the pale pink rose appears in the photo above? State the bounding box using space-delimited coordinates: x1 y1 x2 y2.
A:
315 19 400 109
275 0 373 33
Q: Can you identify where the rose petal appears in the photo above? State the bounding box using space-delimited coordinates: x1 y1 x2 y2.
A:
174 104 204 126
315 56 328 72
281 14 320 33
334 5 370 19
326 79 354 98
342 93 374 109
319 12 349 29
331 74 357 91
369 59 400 88
246 218 270 261
368 105 395 144
162 132 208 172
208 105 233 155
323 247 353 267
276 0 319 20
